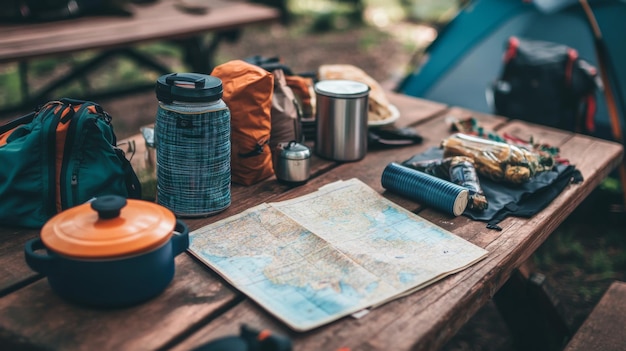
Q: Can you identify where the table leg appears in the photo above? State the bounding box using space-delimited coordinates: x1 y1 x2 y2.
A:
494 268 572 351
1 48 171 117
178 30 242 74
1 29 243 117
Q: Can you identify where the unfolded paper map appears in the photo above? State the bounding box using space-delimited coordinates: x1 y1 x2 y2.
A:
188 178 488 331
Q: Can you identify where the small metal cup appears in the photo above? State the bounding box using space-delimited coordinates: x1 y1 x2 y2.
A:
275 141 311 185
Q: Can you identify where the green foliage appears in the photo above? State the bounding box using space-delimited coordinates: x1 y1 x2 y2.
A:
314 10 362 31
589 250 614 273
577 284 603 302
398 0 460 24
534 229 585 267
0 67 20 106
357 27 391 51
286 0 461 33
0 42 184 111
140 43 182 59
30 56 67 76
532 184 626 309
599 175 622 192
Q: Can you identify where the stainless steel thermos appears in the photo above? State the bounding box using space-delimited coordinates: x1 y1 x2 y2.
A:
314 79 370 162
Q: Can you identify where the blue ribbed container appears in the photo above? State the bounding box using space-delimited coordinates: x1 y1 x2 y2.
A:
155 73 231 217
381 162 469 216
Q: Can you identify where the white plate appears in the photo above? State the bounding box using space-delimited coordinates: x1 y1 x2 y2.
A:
368 104 400 127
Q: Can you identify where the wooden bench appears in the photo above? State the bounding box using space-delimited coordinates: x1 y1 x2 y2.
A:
563 280 626 351
494 265 626 351
0 0 279 116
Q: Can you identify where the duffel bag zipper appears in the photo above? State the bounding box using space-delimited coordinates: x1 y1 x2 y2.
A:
59 102 92 209
43 101 64 218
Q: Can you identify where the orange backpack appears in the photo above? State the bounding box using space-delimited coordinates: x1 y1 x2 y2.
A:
211 60 275 186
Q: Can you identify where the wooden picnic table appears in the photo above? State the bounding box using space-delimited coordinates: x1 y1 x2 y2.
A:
0 0 280 116
0 93 623 350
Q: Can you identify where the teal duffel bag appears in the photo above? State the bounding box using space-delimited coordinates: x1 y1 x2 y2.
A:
0 98 142 228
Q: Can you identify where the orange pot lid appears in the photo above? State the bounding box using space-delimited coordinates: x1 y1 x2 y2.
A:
41 196 177 259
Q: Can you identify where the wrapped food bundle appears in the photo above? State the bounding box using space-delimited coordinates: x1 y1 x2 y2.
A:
405 156 488 211
441 133 555 184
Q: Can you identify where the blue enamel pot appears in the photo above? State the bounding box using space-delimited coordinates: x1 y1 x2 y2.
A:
24 195 189 307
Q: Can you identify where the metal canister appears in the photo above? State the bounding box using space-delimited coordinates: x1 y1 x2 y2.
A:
314 79 370 162
155 73 231 217
275 141 311 185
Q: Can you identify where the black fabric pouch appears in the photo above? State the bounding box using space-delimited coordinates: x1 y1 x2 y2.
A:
369 127 423 149
403 147 583 230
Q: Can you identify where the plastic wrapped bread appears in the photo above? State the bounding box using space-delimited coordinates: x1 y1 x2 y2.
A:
441 133 554 184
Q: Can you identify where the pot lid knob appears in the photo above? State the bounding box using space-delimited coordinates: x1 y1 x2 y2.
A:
91 195 127 219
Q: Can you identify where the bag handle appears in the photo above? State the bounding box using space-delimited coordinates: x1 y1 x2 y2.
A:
0 111 36 135
115 147 143 199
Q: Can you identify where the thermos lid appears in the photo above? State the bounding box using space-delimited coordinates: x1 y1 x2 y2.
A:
314 79 370 98
280 141 311 160
156 73 223 103
40 195 177 259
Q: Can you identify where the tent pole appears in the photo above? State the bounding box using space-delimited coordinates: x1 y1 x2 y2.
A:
579 0 626 209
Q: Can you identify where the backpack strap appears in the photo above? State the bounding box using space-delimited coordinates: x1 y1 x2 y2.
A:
115 147 142 200
503 36 519 63
564 48 578 86
244 55 295 75
0 111 37 135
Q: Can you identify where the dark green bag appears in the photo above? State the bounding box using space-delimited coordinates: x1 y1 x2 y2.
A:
0 98 141 228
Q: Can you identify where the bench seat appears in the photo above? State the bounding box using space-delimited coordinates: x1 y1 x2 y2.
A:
564 281 626 351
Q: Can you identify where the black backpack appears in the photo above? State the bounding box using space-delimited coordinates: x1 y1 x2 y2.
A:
492 36 600 134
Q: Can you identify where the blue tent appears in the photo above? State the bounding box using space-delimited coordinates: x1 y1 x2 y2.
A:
397 0 626 141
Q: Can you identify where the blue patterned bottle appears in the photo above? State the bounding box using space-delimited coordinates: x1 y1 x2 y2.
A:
155 73 231 217
382 162 468 216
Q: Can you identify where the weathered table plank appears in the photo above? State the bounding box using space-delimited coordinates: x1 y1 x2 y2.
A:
0 255 237 351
